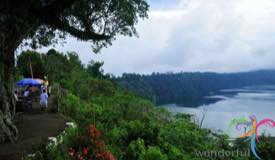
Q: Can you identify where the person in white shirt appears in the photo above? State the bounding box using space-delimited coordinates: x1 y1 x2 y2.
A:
40 89 48 110
24 90 29 97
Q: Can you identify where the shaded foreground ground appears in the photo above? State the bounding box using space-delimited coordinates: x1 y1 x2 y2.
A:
0 101 67 160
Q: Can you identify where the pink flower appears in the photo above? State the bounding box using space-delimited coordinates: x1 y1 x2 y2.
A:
68 147 75 157
82 147 89 156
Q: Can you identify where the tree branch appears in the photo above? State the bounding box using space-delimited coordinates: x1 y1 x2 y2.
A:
51 18 111 41
32 0 79 21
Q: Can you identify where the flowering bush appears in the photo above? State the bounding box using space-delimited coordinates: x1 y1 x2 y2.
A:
67 124 115 160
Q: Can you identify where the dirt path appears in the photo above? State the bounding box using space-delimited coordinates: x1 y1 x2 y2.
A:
0 100 67 160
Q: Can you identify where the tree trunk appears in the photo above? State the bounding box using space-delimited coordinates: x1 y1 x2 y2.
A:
0 15 19 143
0 46 18 143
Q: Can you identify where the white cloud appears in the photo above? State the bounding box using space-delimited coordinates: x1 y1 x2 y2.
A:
31 0 275 75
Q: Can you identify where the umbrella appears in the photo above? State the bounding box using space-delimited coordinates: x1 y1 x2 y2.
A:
16 78 40 86
35 78 45 85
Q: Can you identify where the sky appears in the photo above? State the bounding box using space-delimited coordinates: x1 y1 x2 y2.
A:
24 0 275 75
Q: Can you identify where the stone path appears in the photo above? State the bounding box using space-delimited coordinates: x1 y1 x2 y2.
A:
0 100 66 160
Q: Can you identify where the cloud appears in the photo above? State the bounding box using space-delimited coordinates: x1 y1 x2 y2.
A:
28 0 275 75
156 0 275 73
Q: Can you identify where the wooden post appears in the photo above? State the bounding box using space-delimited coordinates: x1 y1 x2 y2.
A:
28 56 33 79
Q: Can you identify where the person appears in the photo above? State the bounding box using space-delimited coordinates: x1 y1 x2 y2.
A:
23 87 32 108
44 76 49 88
23 88 30 97
45 76 51 96
40 89 48 111
41 85 46 91
30 85 36 93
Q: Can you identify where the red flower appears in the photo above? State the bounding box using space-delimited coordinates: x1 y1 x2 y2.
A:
88 125 101 139
68 147 75 157
104 152 115 160
82 147 89 156
96 151 115 160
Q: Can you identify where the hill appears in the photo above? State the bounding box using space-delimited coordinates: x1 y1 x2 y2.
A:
115 70 275 106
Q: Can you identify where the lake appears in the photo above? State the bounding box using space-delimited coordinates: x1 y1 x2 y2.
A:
162 85 275 138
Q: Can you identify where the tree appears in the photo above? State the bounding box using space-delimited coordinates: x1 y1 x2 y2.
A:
87 60 104 78
16 50 45 78
43 49 71 83
0 0 149 142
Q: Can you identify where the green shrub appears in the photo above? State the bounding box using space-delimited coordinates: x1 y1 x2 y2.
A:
125 138 146 160
142 146 167 160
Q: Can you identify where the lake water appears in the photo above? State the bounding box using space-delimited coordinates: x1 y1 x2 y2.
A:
163 85 275 138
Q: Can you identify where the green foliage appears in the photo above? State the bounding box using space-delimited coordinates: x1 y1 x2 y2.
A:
16 50 45 78
43 49 72 83
18 50 275 160
87 60 105 78
62 93 82 119
142 146 167 160
257 137 275 160
125 138 146 160
5 0 149 51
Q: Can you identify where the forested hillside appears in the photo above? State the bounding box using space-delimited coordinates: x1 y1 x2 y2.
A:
115 71 275 106
16 50 226 160
15 50 275 160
